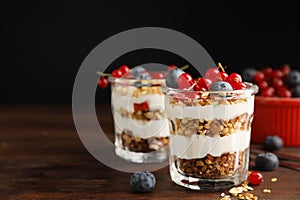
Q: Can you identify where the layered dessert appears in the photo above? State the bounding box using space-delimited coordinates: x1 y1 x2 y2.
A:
164 64 258 190
167 94 254 178
109 66 169 163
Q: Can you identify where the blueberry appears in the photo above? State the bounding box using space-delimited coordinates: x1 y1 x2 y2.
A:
285 70 300 87
263 135 284 151
165 68 184 88
130 66 147 76
130 171 156 193
292 85 300 97
255 152 279 171
130 66 151 80
241 68 257 82
209 81 233 91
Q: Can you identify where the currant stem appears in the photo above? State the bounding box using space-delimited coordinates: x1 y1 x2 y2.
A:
96 71 111 77
180 65 189 71
217 63 225 72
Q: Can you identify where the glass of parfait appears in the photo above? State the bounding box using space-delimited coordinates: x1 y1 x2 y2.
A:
109 66 170 163
163 76 258 190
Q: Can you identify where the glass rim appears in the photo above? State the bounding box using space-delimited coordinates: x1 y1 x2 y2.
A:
108 76 166 84
162 82 258 97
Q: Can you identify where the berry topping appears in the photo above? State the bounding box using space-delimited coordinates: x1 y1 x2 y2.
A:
118 65 130 75
255 152 279 171
228 72 243 83
177 72 193 89
151 72 165 79
112 69 123 78
263 135 284 151
205 67 221 82
168 65 178 71
130 171 156 193
98 76 109 89
210 81 233 91
134 101 149 112
165 68 185 89
231 81 247 90
192 78 212 91
220 71 229 81
248 171 263 186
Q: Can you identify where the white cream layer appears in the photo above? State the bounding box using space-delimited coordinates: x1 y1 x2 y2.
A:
113 112 169 138
111 93 165 112
170 130 251 159
111 90 169 138
166 96 254 121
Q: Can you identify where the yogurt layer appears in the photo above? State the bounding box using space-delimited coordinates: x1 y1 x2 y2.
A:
113 111 169 138
170 130 251 159
166 96 254 121
112 93 165 112
111 86 169 138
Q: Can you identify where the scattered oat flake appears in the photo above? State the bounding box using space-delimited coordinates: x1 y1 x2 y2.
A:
229 187 244 196
220 196 231 200
263 189 271 193
221 193 225 197
271 177 278 182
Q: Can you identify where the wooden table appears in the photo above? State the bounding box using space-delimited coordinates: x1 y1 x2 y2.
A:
1 104 300 200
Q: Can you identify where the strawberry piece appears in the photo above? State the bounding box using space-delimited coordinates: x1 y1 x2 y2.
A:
134 101 149 112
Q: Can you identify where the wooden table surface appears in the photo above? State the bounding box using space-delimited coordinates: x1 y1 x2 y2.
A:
1 104 300 200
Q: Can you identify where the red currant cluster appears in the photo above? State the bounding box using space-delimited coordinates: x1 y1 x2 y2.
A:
251 64 300 97
169 63 247 91
97 64 187 90
97 65 130 89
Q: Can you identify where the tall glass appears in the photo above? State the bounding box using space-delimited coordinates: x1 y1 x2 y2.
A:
163 83 258 190
109 75 169 163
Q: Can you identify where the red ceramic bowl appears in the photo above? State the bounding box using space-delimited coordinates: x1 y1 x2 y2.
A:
251 96 300 146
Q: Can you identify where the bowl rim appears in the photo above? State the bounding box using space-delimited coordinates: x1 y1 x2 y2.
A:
255 96 300 105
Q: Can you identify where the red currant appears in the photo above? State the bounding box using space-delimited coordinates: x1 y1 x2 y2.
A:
229 72 242 83
168 65 177 71
258 81 268 90
271 78 284 89
112 69 123 78
280 64 291 77
98 76 109 89
231 82 247 90
118 65 130 75
262 67 273 79
276 87 292 97
193 78 212 91
271 69 283 79
177 73 193 89
261 87 275 97
151 72 165 79
253 71 265 83
220 72 229 81
248 171 263 186
205 68 221 82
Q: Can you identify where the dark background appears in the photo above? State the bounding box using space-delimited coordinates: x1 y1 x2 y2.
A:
1 1 299 104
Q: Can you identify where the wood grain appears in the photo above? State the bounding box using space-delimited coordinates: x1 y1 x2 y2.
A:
1 104 300 200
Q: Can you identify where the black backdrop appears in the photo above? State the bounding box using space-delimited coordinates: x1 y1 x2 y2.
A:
1 1 299 103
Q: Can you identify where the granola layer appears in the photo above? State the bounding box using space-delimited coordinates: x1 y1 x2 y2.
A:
177 149 247 178
118 131 169 153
